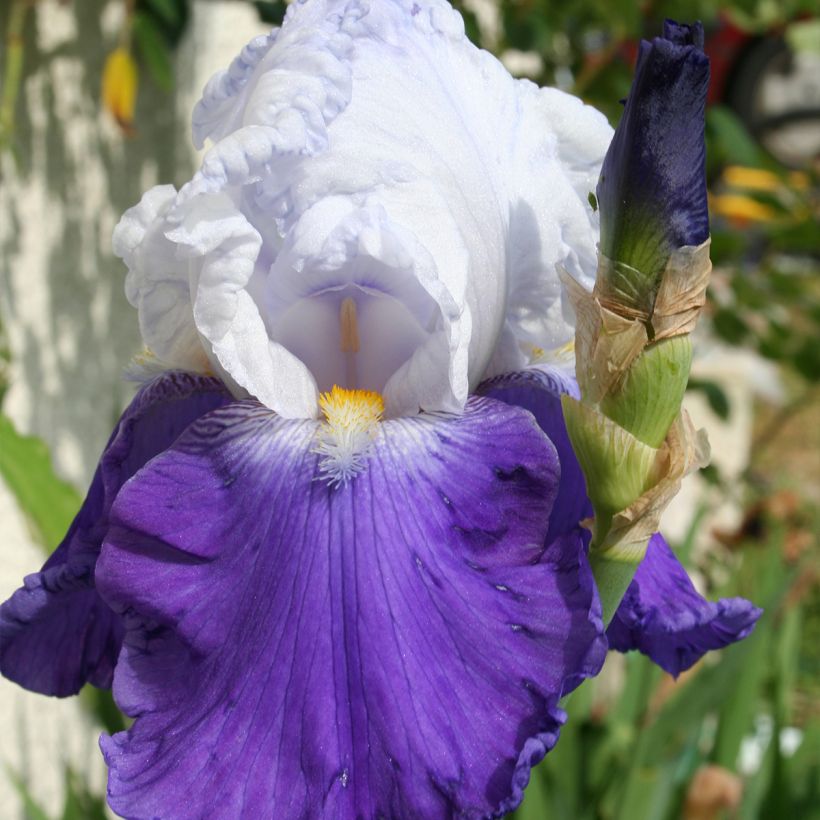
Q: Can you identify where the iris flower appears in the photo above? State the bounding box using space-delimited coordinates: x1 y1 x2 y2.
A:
1 4 759 817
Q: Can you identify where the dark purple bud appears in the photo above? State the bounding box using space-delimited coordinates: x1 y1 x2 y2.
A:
596 20 710 315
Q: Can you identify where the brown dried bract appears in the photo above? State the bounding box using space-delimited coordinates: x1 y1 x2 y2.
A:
559 239 711 405
652 240 713 340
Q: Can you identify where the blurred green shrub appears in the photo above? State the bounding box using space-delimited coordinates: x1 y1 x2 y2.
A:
517 500 820 820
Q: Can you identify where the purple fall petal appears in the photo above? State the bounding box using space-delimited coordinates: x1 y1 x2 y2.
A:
607 534 762 677
479 367 761 675
479 364 591 543
97 397 605 818
0 371 230 696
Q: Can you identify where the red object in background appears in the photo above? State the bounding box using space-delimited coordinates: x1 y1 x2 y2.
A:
704 16 756 105
619 15 755 106
619 15 820 167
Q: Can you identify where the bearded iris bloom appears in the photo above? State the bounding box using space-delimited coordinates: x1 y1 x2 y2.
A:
1 4 759 817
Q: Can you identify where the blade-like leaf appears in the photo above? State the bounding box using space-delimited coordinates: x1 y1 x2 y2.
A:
0 414 81 552
133 12 174 93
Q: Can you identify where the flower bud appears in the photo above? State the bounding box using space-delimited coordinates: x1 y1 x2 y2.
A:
596 20 709 320
562 20 713 623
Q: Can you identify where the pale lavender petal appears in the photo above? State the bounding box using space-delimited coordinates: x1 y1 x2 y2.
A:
479 364 590 543
607 534 762 677
0 372 230 696
97 397 605 818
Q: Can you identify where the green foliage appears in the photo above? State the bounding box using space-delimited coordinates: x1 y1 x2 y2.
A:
0 415 81 552
133 0 189 92
252 1 289 25
687 378 732 420
142 0 186 31
9 768 108 820
133 13 173 92
81 686 129 737
705 106 820 383
59 770 109 820
706 106 770 175
512 512 820 819
136 0 189 46
708 255 820 382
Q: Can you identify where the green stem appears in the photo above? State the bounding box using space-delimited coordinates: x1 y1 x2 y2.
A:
120 0 136 49
589 550 640 626
0 0 29 152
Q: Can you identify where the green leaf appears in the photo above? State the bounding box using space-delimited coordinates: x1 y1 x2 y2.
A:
794 339 820 381
698 462 723 486
711 540 788 774
769 270 807 301
634 543 790 777
81 686 128 736
741 730 777 820
458 9 482 46
787 719 820 819
0 414 81 552
708 230 746 265
731 276 771 310
687 379 731 421
712 308 749 345
711 612 770 769
142 0 182 29
706 106 769 170
515 761 557 820
252 1 288 25
133 12 174 93
615 759 679 820
6 768 51 820
61 768 108 820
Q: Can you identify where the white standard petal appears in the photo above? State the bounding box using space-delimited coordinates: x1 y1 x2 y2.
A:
165 193 319 418
176 0 519 417
264 195 466 416
191 30 278 149
485 85 613 379
114 0 615 417
113 185 209 374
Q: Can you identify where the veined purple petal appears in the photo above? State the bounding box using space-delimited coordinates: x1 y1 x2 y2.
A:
479 367 760 676
97 397 605 818
607 534 762 677
0 371 230 696
479 364 590 543
597 19 709 282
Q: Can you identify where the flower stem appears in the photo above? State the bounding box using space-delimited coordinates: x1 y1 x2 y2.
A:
589 550 639 626
564 19 712 626
0 0 30 153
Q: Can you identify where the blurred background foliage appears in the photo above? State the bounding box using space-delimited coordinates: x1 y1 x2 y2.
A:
0 1 818 818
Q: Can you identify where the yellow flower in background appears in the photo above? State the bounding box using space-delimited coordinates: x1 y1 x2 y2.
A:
710 193 779 224
723 165 809 192
102 47 138 135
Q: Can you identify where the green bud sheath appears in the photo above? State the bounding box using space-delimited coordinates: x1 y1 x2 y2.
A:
561 396 663 545
599 336 693 449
